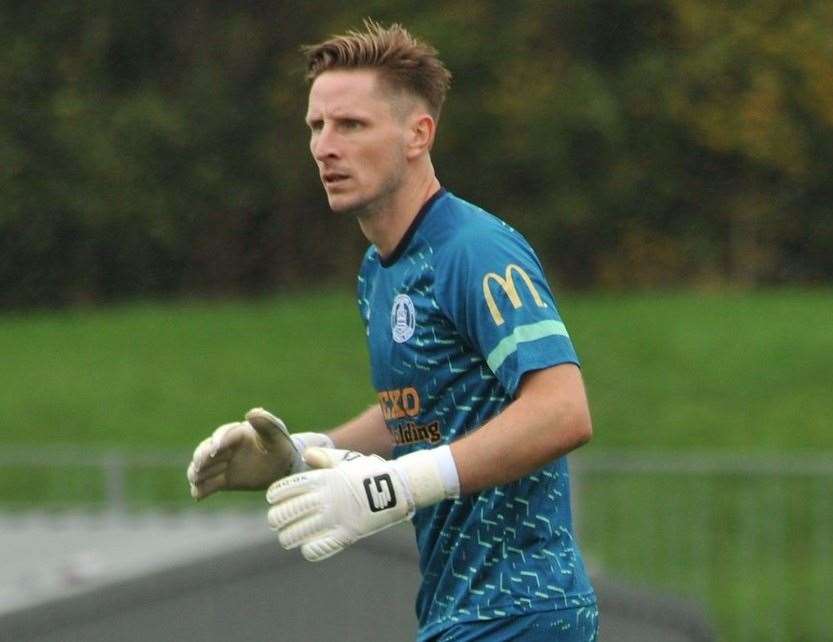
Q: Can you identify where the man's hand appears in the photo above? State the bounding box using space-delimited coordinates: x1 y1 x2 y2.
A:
186 408 332 500
266 446 459 561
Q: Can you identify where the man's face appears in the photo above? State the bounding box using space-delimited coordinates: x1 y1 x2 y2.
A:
306 69 410 215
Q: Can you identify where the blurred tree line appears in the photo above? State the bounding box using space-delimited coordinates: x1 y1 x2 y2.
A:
2 1 831 307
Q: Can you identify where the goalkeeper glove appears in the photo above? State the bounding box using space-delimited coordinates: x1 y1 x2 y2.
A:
187 407 333 500
266 445 460 561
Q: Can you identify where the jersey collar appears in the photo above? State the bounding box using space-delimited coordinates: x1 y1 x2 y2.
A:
379 187 447 268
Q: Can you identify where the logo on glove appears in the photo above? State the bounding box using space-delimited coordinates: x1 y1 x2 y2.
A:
363 474 397 512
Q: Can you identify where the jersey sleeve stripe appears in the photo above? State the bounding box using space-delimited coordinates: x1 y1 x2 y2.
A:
485 320 570 374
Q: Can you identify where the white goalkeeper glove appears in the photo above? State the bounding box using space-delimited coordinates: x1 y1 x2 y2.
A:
266 445 460 561
187 407 334 500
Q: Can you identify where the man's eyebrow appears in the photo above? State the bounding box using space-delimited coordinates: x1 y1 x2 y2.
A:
329 110 366 120
306 112 370 127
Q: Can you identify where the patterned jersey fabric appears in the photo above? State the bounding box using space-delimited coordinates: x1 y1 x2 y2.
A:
357 189 596 640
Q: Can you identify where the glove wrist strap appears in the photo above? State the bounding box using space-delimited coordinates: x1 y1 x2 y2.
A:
291 432 335 451
393 445 460 509
290 433 335 473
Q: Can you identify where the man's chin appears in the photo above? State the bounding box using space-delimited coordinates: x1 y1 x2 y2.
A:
327 194 367 216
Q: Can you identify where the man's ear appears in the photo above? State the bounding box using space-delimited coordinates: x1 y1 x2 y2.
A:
405 112 436 159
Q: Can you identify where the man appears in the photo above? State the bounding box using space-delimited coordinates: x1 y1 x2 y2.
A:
187 21 598 641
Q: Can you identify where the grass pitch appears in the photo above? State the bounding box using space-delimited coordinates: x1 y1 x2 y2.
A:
1 287 830 508
2 287 830 454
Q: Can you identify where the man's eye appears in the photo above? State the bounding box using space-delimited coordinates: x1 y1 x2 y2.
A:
342 120 363 130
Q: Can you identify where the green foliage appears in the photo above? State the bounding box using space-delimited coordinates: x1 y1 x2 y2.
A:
2 2 832 307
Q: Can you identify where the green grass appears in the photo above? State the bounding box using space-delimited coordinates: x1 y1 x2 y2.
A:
0 291 374 451
578 471 833 642
567 288 833 452
3 287 831 453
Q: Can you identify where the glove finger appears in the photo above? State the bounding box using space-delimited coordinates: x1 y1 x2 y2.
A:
246 409 303 476
187 458 227 485
275 513 327 550
245 408 291 450
266 471 319 504
267 491 322 530
190 471 228 500
209 422 243 457
301 534 347 562
191 430 236 472
187 461 198 485
190 437 214 472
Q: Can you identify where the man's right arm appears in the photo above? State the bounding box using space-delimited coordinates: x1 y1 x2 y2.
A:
327 404 394 459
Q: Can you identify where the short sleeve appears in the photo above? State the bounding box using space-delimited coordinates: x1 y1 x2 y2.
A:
435 225 579 396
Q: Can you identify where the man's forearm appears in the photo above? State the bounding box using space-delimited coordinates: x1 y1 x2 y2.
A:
327 404 395 458
320 365 590 492
450 364 592 495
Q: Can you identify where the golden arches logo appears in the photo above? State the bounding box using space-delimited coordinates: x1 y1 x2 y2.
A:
482 264 547 326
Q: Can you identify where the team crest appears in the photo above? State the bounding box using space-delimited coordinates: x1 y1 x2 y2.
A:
391 294 416 343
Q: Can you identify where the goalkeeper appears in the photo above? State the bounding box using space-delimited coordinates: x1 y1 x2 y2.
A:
187 20 598 642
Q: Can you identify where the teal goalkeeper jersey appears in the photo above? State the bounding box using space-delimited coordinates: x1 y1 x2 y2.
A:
356 189 596 639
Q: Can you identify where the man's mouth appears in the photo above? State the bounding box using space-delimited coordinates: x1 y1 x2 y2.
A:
323 172 350 186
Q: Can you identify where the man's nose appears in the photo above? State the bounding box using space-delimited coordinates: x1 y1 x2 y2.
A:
311 125 340 161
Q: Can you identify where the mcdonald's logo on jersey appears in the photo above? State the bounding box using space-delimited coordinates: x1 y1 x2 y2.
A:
482 264 547 326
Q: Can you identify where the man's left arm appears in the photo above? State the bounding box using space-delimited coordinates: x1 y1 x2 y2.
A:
450 362 591 494
265 362 590 561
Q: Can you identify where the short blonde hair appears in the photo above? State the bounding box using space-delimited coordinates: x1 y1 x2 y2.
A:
302 20 452 121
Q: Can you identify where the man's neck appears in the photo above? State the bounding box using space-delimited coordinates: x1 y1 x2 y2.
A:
357 173 441 259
